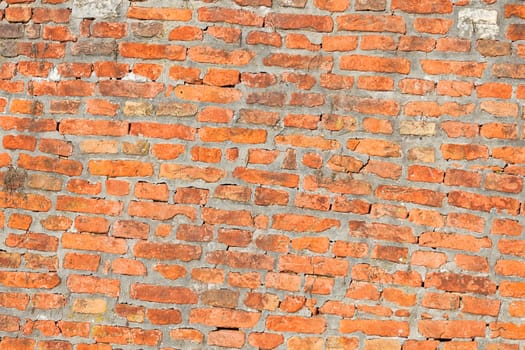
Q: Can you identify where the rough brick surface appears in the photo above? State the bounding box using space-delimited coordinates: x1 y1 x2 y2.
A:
0 0 524 349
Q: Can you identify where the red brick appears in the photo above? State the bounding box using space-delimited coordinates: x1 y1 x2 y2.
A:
421 60 486 78
190 308 260 328
131 283 197 304
32 294 66 309
62 233 126 254
419 320 485 338
168 26 202 41
228 272 260 289
266 315 326 334
341 55 410 74
0 337 35 349
265 13 332 32
338 14 405 33
6 232 58 252
177 224 214 242
436 38 470 52
189 46 255 65
127 6 191 20
363 160 402 179
0 191 52 212
192 268 223 284
133 242 201 262
375 185 445 207
399 36 436 52
462 295 500 316
92 325 161 346
485 173 523 193
98 80 164 98
246 31 282 48
499 239 525 258
208 330 245 348
263 53 333 71
409 209 444 227
65 275 119 297
491 219 522 236
43 25 76 41
340 320 409 337
320 74 355 90
394 0 453 13
422 292 459 310
425 272 496 295
348 138 401 156
455 254 489 272
448 190 520 214
199 7 262 26
481 123 518 140
490 323 525 340
205 26 238 44
0 292 28 311
92 22 126 39
248 333 284 349
169 328 203 343
63 252 100 272
152 264 185 281
129 201 196 221
413 17 452 34
419 231 491 252
350 221 415 243
437 80 474 97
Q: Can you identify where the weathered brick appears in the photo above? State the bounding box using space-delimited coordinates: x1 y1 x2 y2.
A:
128 7 192 21
392 0 452 14
419 320 485 339
131 283 197 304
340 320 409 337
188 46 255 65
266 13 333 32
263 53 333 71
425 272 497 295
190 308 260 328
337 14 405 33
341 55 410 74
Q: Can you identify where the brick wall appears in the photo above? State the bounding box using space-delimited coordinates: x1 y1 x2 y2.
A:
0 0 524 349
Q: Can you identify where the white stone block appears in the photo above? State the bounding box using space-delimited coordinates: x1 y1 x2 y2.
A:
72 0 123 19
458 8 499 39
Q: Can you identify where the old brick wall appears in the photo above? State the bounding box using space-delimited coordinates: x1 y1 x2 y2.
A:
0 0 524 348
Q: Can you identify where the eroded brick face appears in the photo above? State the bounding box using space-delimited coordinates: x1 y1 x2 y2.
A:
0 0 524 349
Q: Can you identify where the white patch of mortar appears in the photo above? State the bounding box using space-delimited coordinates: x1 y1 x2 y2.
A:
48 67 61 82
122 72 148 82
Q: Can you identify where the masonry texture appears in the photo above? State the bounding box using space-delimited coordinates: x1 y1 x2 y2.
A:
0 0 525 349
